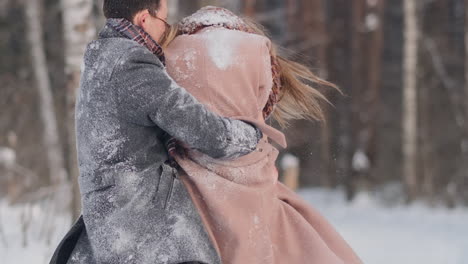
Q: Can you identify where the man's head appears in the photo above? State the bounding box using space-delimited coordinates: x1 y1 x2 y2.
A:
103 0 169 42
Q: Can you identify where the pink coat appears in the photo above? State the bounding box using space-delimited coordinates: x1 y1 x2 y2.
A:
166 27 362 264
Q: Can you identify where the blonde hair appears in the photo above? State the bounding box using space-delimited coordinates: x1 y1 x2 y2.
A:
161 19 339 128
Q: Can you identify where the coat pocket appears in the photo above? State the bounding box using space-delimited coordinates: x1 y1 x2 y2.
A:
79 171 116 194
158 163 179 210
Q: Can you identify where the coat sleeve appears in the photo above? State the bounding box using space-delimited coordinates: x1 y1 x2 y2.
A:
114 46 262 159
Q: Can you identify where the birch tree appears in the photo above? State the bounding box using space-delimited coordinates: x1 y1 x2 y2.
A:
403 0 419 202
25 0 68 187
61 0 96 220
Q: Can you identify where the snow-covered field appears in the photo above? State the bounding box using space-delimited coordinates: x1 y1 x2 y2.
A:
0 199 71 264
1 188 467 264
298 188 468 264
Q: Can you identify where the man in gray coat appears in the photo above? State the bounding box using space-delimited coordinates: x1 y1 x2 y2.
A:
50 0 262 263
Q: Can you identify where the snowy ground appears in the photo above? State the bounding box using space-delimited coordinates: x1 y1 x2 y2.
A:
0 199 71 264
298 188 468 264
1 188 467 264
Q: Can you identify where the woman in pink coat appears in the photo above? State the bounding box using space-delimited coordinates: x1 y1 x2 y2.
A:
163 6 362 264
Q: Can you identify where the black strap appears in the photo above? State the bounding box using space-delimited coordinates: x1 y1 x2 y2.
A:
49 216 85 264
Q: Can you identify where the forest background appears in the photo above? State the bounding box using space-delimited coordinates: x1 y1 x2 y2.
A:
0 0 467 222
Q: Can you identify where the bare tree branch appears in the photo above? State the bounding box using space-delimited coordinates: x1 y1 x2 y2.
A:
423 38 467 151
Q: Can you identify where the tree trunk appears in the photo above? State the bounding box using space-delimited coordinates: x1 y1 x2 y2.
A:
243 0 256 17
327 0 353 196
347 0 386 197
178 0 202 17
463 0 468 205
403 0 419 202
93 0 106 30
303 0 335 188
25 0 68 187
466 0 468 133
168 0 180 22
61 0 96 220
362 0 385 189
219 0 241 13
348 0 367 200
420 76 435 203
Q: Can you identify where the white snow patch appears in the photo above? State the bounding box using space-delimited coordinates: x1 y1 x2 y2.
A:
167 48 199 81
462 139 468 153
365 13 380 31
0 147 16 167
280 153 300 170
352 149 370 172
201 28 241 70
0 200 71 264
88 42 100 50
253 214 260 226
112 227 134 254
182 49 197 71
171 214 190 238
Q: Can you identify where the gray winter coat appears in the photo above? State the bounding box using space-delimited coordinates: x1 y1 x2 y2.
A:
51 24 261 264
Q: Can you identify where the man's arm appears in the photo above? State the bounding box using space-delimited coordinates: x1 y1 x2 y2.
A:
114 46 261 159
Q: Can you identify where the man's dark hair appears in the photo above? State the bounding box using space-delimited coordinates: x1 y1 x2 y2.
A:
103 0 161 21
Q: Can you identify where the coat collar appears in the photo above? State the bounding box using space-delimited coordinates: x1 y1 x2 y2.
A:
98 19 166 65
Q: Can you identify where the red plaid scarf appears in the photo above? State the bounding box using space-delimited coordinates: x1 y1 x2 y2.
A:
179 6 283 120
107 18 166 65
